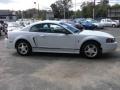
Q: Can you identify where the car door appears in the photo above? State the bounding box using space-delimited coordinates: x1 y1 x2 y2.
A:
45 23 76 49
106 19 112 26
101 19 108 26
29 23 50 48
33 23 76 51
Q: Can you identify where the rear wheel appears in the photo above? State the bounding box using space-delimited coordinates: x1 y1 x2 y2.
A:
81 42 102 58
16 40 32 56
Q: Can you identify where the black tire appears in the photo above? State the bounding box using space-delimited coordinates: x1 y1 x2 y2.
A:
80 41 102 59
112 24 116 28
16 40 32 56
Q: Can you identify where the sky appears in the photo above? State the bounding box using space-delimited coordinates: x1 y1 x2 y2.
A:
0 0 119 11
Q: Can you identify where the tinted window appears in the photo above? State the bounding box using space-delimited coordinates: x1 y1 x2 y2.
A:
30 24 41 32
30 23 71 34
107 20 112 22
30 24 51 32
49 23 70 34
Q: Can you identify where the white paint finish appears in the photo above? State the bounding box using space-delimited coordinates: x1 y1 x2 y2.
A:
32 47 79 54
100 19 119 27
80 30 114 38
35 32 76 49
5 21 118 54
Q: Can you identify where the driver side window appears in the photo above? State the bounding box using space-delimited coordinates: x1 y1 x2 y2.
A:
49 24 70 34
107 20 112 22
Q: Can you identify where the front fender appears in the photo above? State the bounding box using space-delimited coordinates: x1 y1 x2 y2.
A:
78 36 104 49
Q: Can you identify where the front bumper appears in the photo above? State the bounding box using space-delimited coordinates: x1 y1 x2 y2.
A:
102 42 117 53
97 25 104 29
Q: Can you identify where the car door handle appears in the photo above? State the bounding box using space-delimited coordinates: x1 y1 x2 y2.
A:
40 35 45 37
40 35 47 38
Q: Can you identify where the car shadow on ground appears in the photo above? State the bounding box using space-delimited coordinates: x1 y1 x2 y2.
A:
11 51 120 62
0 36 5 40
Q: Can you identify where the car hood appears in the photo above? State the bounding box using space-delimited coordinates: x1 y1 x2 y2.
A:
79 30 114 38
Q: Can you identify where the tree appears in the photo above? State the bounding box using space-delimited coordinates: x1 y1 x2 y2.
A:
81 1 110 18
111 4 120 9
50 0 72 19
51 3 62 18
75 10 82 18
16 9 47 20
81 2 93 18
95 4 109 18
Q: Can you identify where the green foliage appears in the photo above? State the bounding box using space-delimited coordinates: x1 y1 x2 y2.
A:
95 4 109 18
50 0 72 19
81 2 93 18
75 10 82 18
16 9 46 20
81 1 110 18
16 1 120 20
111 4 120 9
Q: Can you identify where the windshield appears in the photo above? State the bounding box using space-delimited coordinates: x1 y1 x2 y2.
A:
87 20 98 23
91 20 98 23
60 22 81 33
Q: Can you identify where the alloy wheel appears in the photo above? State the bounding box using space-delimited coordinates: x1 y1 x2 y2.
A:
84 44 98 58
17 42 29 55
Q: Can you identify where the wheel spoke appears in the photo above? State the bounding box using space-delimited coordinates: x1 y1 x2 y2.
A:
84 44 98 58
17 42 29 55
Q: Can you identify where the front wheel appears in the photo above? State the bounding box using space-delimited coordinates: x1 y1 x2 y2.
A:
112 24 116 28
81 42 102 58
16 41 32 56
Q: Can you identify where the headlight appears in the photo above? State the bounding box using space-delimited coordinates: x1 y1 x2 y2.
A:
106 38 115 43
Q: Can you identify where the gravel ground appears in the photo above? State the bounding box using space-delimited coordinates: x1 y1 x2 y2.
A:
0 27 120 90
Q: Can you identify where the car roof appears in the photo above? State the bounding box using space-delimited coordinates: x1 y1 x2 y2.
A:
31 20 61 26
21 20 63 30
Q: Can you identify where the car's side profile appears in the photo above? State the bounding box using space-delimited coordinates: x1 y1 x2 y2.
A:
100 19 119 27
5 21 117 58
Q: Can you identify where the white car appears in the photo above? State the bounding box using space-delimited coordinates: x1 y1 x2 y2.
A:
5 21 117 58
100 19 119 27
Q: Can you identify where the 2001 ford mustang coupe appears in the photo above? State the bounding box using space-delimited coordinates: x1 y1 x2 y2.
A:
5 21 117 58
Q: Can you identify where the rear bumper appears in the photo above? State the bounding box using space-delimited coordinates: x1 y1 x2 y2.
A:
5 38 14 49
